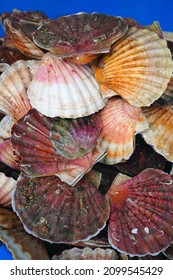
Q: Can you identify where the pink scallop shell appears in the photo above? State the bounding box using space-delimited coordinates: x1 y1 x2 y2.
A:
106 168 173 256
27 52 106 118
0 139 18 169
12 171 110 244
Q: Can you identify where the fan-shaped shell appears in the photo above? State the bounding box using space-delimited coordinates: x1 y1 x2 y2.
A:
0 59 39 120
96 97 144 164
142 105 173 162
92 27 173 107
27 52 106 118
5 11 48 59
11 109 105 185
0 139 17 169
0 208 49 259
106 168 173 256
12 172 110 244
0 172 16 207
52 247 117 260
33 12 128 64
50 114 101 159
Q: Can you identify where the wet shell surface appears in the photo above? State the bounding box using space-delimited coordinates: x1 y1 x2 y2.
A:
0 172 16 207
5 11 47 59
142 105 173 162
50 114 101 159
33 12 128 64
52 247 117 260
0 59 39 120
11 109 105 185
92 27 173 107
96 97 144 164
0 208 49 259
106 168 173 256
12 172 110 244
0 139 18 169
27 53 106 118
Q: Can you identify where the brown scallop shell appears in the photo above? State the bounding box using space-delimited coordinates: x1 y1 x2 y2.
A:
96 97 145 164
106 169 173 256
11 109 105 185
33 12 128 64
52 247 117 260
27 52 106 118
0 172 16 207
0 208 49 259
0 139 18 169
142 104 173 162
92 27 173 107
4 11 48 59
0 59 39 120
12 172 110 244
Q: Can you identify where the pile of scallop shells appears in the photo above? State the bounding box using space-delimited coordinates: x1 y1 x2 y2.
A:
0 10 173 260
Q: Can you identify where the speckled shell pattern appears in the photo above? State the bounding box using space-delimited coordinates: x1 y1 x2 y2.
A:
12 172 110 244
92 27 173 107
142 105 173 162
0 208 49 259
32 12 128 64
106 169 173 256
27 52 107 118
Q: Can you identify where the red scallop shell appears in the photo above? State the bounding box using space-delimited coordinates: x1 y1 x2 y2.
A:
106 168 173 256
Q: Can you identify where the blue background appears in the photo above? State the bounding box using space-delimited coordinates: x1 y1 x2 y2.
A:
0 0 173 260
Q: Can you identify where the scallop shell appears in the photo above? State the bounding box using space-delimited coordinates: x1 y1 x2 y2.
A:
12 172 110 244
92 27 173 107
27 52 106 118
0 46 28 65
50 113 101 159
5 11 47 59
142 105 173 162
163 32 173 42
96 97 143 164
0 115 15 140
11 109 105 185
0 139 18 169
0 208 49 259
0 59 39 120
33 12 128 64
145 21 163 38
0 172 16 207
157 76 173 105
52 247 117 260
106 168 173 256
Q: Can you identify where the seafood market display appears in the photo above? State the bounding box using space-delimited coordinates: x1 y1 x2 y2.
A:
0 9 173 260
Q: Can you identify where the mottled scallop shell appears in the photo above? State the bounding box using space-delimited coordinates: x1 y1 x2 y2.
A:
0 139 17 169
92 27 173 107
5 11 47 59
106 168 173 256
33 12 128 64
12 172 110 244
0 46 28 65
0 115 15 140
11 109 105 185
157 76 173 105
0 59 39 120
50 114 101 159
0 172 16 207
0 208 49 259
142 105 173 162
96 97 146 164
27 52 106 118
52 247 117 260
